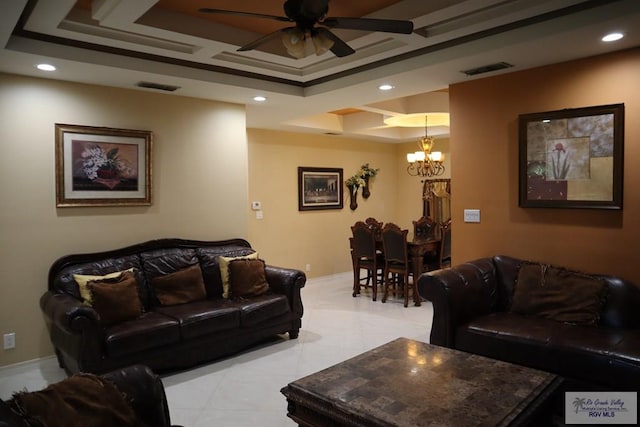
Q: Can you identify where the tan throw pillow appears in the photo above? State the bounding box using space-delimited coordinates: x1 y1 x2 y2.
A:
228 258 269 298
219 252 259 298
87 272 142 326
151 264 207 306
74 268 134 305
511 263 608 326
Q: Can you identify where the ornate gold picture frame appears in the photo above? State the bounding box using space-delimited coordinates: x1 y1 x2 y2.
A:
55 123 152 207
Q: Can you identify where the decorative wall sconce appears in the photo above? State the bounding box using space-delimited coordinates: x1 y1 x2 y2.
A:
345 163 379 210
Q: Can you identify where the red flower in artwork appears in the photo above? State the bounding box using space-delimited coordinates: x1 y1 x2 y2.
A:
552 143 569 179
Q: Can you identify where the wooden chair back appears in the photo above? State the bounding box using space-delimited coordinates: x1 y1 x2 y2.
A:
412 216 435 240
351 221 377 260
364 217 383 240
439 218 452 268
381 223 409 267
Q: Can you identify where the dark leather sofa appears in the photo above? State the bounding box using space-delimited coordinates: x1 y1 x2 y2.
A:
417 255 640 390
1 364 180 427
41 238 306 375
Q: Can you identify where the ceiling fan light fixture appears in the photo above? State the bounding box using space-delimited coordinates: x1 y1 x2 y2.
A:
282 28 307 58
312 32 334 56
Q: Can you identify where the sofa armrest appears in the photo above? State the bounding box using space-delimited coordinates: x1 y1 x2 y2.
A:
102 365 179 427
40 291 105 372
265 266 306 318
417 258 498 348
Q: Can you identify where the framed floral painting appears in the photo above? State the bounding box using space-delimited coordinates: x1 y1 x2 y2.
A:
518 104 624 209
55 124 152 207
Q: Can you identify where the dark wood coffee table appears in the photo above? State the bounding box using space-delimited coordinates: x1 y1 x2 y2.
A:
281 338 562 426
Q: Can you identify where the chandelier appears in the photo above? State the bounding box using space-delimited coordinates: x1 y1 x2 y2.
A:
406 116 445 177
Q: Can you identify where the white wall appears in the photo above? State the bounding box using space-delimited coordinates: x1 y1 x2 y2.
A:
0 73 248 366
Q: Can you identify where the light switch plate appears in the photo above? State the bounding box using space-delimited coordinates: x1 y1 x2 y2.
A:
464 209 481 223
251 201 261 210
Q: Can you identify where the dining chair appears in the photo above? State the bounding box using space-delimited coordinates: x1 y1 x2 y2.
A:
438 218 452 268
381 222 415 307
364 217 383 240
412 216 436 240
350 221 383 301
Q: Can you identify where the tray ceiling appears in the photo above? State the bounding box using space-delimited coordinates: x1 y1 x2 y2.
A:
2 0 640 141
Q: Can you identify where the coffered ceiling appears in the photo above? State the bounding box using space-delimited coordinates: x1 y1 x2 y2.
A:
1 0 640 142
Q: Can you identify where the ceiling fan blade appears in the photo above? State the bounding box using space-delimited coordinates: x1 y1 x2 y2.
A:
198 8 292 23
316 28 355 58
323 17 413 34
237 28 290 52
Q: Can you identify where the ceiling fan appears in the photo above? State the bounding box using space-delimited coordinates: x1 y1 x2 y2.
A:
198 0 414 59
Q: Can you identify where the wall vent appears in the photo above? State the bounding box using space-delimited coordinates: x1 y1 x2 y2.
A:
136 81 181 92
461 62 513 76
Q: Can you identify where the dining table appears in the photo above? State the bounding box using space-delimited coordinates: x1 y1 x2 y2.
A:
348 235 441 306
406 237 440 306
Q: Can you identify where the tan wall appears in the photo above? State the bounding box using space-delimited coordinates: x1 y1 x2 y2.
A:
247 129 404 277
450 47 640 283
0 73 248 366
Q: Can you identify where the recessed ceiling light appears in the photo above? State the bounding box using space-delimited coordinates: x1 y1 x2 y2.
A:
36 63 56 71
602 32 624 42
253 96 267 102
378 84 394 91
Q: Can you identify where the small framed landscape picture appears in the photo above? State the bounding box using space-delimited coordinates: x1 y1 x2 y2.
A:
55 123 152 207
518 103 624 209
298 167 343 211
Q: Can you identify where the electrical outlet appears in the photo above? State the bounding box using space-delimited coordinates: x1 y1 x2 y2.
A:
305 264 311 272
3 333 15 350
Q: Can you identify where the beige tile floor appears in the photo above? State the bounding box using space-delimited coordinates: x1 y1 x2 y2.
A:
0 272 432 426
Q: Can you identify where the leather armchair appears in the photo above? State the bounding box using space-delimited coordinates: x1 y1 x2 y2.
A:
0 365 181 427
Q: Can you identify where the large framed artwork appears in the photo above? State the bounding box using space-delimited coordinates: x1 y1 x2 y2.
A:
55 123 152 207
298 167 343 211
518 104 624 209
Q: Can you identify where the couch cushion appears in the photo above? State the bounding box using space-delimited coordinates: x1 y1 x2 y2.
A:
54 255 143 299
151 264 207 306
228 294 291 327
510 263 608 326
219 252 259 298
154 299 241 340
196 246 256 299
228 258 269 298
87 272 142 326
456 312 640 390
73 268 134 305
104 311 180 358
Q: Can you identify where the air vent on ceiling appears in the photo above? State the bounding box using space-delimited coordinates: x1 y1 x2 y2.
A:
461 62 513 76
136 81 181 92
324 132 342 136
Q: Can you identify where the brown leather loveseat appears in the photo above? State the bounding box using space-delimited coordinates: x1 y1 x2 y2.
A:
417 255 640 390
41 238 306 375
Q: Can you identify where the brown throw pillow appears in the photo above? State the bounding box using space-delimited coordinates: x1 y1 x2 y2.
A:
9 373 148 427
511 262 608 326
87 272 142 326
151 264 207 305
228 259 269 298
